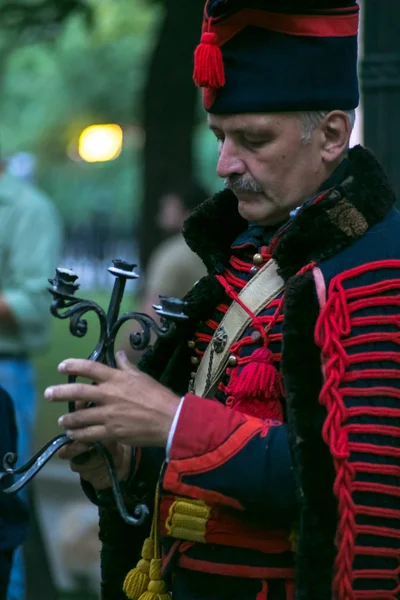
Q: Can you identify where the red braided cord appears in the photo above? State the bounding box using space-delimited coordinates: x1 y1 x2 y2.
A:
204 319 220 331
354 545 398 558
216 274 257 318
349 297 400 316
196 333 213 343
354 503 400 519
343 368 400 381
348 441 399 457
341 386 400 401
353 588 400 599
346 351 400 365
340 278 400 300
216 273 270 345
315 286 357 600
351 314 400 328
230 255 258 272
353 568 400 581
224 269 249 289
345 423 400 437
216 261 315 370
315 260 400 600
347 406 400 418
216 303 230 312
193 248 278 358
352 481 399 496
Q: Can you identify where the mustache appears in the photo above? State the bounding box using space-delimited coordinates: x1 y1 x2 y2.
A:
224 175 263 194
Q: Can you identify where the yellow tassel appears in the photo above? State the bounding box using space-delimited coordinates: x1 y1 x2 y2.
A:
124 466 170 600
138 559 171 600
123 538 153 599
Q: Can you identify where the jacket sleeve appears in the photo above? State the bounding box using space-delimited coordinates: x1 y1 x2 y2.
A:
312 259 400 598
162 395 297 527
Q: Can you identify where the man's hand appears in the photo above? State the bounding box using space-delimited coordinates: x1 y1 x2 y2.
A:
58 441 131 490
45 352 180 448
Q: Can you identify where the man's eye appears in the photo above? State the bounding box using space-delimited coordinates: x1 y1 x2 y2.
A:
244 138 265 149
217 137 225 150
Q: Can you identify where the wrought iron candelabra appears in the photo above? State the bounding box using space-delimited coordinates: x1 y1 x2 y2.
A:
0 259 188 526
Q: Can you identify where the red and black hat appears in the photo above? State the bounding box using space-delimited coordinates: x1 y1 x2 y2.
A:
193 0 360 113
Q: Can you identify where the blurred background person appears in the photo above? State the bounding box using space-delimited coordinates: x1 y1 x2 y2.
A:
124 183 208 361
0 153 63 600
0 385 29 599
143 183 208 312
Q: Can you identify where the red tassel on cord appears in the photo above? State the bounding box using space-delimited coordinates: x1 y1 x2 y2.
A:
193 32 225 89
227 347 283 422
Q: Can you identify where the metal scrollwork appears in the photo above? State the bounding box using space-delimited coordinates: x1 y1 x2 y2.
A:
0 259 188 527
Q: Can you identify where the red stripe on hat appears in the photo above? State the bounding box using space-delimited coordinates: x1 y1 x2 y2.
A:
205 7 359 47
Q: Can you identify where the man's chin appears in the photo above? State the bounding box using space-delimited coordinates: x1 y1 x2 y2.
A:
237 199 267 223
238 207 262 223
237 202 285 227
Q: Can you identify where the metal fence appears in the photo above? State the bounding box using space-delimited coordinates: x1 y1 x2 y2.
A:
62 221 141 291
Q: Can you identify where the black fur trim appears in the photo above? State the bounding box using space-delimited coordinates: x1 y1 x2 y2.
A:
183 189 246 272
282 272 337 600
183 274 227 322
138 329 187 381
273 146 397 279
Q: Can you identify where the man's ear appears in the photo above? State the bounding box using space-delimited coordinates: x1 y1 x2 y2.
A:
320 111 352 164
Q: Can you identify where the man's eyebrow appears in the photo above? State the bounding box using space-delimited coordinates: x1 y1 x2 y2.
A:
208 123 223 132
209 124 270 137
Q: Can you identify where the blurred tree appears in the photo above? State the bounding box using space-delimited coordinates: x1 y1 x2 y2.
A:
140 0 205 270
0 0 94 155
1 0 158 227
0 0 93 34
0 0 218 256
0 0 93 80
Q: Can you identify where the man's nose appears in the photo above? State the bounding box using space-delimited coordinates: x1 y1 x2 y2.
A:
216 141 246 179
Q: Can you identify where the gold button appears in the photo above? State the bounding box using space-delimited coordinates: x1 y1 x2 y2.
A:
191 356 200 366
249 265 258 276
187 340 196 349
253 253 263 266
228 354 238 367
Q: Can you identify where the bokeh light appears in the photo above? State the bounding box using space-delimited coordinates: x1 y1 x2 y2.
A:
78 124 123 162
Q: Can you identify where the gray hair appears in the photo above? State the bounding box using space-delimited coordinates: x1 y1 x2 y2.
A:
299 109 356 144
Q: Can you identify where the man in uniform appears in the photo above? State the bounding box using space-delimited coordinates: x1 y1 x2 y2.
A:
50 1 400 599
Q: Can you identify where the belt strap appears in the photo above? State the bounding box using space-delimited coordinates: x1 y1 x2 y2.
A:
193 259 285 398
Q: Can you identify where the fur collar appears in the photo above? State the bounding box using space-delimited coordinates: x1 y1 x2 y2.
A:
183 188 246 272
183 145 396 279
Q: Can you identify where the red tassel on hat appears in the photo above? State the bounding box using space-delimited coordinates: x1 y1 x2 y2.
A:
193 32 225 89
227 347 283 422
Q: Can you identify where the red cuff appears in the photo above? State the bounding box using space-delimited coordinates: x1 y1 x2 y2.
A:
164 394 266 508
169 394 249 461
